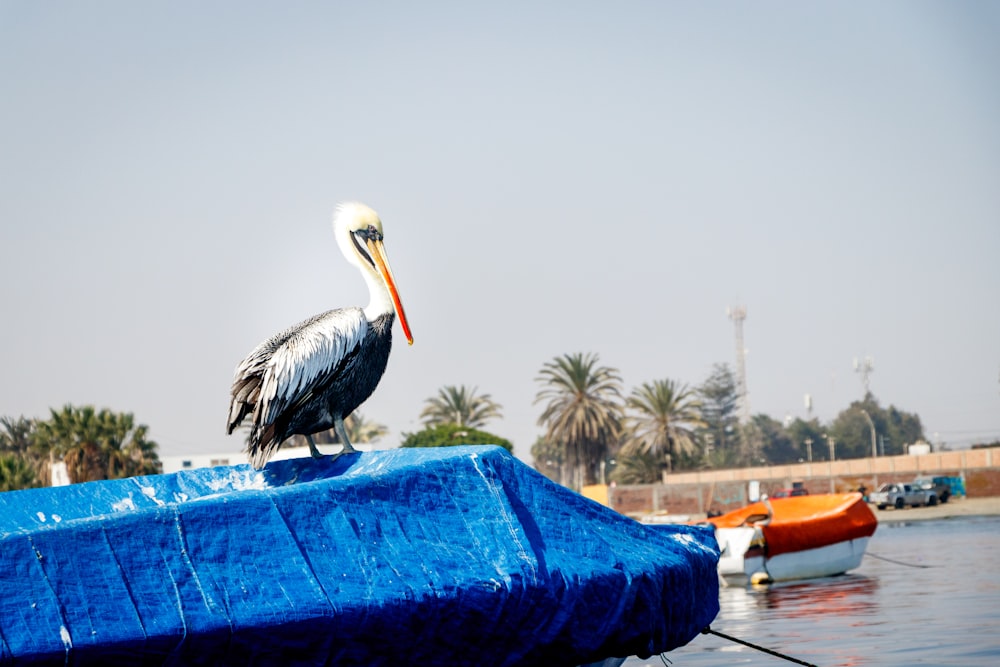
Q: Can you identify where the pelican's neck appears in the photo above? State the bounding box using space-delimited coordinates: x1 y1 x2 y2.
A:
361 264 394 322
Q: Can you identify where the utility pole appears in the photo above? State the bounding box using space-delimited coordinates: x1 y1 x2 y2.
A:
826 435 837 493
861 409 879 487
861 409 877 459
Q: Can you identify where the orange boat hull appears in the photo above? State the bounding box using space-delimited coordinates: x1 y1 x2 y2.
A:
706 493 878 581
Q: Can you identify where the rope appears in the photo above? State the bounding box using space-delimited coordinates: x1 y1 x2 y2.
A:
865 551 933 568
697 626 818 667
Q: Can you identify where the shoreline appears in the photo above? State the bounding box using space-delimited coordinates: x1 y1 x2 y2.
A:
641 496 1000 526
866 495 1000 522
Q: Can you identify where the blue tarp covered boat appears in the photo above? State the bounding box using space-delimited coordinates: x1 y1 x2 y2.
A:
0 445 719 666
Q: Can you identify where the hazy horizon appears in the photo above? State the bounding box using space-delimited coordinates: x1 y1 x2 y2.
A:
2 2 998 463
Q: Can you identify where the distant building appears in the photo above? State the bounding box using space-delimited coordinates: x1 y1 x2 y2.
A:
160 442 391 474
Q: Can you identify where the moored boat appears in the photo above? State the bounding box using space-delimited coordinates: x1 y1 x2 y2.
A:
703 492 877 583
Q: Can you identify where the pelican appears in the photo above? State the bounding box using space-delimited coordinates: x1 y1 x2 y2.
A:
226 202 413 469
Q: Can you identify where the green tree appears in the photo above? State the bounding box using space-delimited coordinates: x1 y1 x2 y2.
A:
697 364 741 467
535 352 623 489
32 405 161 483
829 394 924 459
785 418 826 462
829 405 875 459
701 444 743 470
400 423 513 452
419 385 503 429
753 414 799 465
621 379 704 474
884 404 924 455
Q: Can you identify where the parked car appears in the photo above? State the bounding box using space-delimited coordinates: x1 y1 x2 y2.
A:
913 477 951 504
770 488 809 499
868 483 934 510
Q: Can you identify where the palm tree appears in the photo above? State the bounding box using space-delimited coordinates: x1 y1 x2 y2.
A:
534 352 623 489
285 411 389 450
32 405 161 483
0 416 34 455
622 379 704 475
0 416 42 489
0 454 39 491
342 412 389 444
420 385 503 429
608 449 661 485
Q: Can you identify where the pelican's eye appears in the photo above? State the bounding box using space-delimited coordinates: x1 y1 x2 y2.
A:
351 227 379 268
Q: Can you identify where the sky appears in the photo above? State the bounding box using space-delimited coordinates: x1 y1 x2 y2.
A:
2 1 998 464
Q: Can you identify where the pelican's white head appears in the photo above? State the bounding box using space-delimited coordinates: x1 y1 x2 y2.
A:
333 202 413 344
333 202 382 259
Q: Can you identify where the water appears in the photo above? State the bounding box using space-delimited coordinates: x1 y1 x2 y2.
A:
626 515 1000 667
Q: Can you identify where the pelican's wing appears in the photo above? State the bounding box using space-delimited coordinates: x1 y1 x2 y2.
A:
261 308 369 426
228 308 368 434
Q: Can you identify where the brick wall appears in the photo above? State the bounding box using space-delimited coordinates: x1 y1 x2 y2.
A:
607 449 1000 517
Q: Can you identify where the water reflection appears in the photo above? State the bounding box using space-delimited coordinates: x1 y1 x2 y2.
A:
624 517 1000 667
703 574 882 667
722 574 881 620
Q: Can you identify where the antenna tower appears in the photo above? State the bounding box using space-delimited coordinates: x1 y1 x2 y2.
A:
727 305 750 424
853 356 875 397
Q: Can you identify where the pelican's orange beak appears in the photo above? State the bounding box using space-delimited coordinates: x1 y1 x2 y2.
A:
367 238 413 345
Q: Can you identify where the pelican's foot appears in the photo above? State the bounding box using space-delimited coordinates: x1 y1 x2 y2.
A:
325 447 360 463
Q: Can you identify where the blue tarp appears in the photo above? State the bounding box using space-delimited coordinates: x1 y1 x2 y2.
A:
0 446 719 666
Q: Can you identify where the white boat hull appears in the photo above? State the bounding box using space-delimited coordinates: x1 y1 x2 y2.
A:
716 526 870 582
716 526 761 578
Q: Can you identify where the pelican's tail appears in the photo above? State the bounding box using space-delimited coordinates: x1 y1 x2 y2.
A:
245 423 281 470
